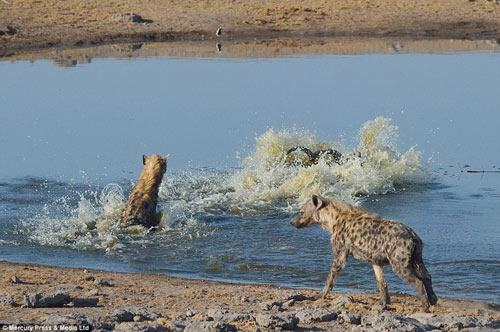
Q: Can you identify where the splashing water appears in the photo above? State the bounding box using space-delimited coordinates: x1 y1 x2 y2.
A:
160 116 428 216
22 117 428 251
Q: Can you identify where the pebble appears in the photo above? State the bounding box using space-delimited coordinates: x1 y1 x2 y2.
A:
112 13 146 23
11 275 21 284
186 308 198 317
94 278 112 287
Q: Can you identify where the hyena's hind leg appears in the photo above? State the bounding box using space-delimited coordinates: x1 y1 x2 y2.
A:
413 259 437 305
372 264 390 306
391 262 430 311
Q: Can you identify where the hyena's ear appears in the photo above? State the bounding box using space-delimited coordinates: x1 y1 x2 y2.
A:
163 154 169 162
142 154 147 165
312 194 328 210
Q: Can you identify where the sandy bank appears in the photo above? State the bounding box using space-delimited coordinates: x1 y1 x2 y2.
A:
1 0 500 53
1 261 499 331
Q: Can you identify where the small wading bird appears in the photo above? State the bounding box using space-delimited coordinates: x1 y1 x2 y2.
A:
216 27 222 37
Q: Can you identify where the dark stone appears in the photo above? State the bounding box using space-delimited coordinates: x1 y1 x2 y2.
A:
71 297 99 307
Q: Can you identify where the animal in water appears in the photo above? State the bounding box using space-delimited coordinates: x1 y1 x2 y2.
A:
216 26 222 37
286 146 361 167
290 195 437 311
120 154 169 228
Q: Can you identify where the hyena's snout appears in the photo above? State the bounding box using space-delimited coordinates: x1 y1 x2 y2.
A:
290 214 307 228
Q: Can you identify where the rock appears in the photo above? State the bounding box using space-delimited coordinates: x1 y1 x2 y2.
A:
186 309 198 317
94 278 112 287
0 294 15 306
11 275 21 283
207 308 253 323
169 316 188 331
49 283 83 292
112 309 135 322
114 322 167 332
258 300 282 311
111 13 152 24
334 295 355 308
23 292 71 308
371 303 388 314
43 314 90 326
409 313 500 330
255 312 298 330
184 320 238 332
278 291 308 301
87 288 100 296
283 299 295 308
360 312 429 331
0 25 16 36
294 308 338 324
112 306 161 322
71 297 99 307
339 311 361 325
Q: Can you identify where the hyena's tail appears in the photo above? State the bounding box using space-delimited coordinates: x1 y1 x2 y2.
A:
412 239 438 306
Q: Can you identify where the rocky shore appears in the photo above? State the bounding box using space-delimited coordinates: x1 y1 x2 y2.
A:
1 261 499 331
1 0 500 52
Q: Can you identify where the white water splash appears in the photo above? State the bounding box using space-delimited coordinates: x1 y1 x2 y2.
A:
23 117 428 250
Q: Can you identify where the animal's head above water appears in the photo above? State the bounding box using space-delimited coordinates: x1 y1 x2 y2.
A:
142 154 169 175
290 194 329 228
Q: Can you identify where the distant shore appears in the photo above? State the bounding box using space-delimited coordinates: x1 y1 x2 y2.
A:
1 0 500 53
1 261 499 330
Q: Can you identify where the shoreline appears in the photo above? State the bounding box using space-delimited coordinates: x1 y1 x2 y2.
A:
2 0 500 54
1 261 499 330
2 37 500 66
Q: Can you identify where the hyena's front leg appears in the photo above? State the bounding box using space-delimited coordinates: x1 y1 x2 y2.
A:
317 247 349 300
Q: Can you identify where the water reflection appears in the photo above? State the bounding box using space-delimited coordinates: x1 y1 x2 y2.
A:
2 37 500 67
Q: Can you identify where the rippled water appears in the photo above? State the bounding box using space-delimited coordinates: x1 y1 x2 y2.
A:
1 52 499 304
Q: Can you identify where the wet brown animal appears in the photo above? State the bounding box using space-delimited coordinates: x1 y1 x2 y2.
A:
290 195 437 311
120 154 169 228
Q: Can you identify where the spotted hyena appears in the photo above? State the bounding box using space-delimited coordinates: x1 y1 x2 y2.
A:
120 154 169 228
290 195 437 310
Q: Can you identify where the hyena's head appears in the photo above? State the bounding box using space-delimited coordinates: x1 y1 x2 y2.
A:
142 154 169 177
290 194 329 228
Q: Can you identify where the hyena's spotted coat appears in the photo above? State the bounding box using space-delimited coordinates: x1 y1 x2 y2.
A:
120 154 168 228
291 195 437 310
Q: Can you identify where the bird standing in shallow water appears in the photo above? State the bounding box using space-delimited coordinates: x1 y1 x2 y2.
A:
216 27 222 37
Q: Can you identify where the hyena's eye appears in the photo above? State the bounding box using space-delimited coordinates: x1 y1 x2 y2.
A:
299 211 304 216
